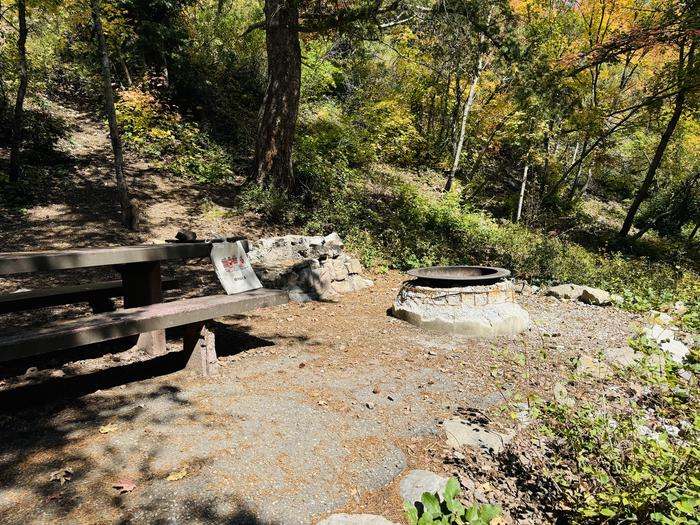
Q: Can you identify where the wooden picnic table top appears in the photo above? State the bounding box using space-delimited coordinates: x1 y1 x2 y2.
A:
0 243 212 276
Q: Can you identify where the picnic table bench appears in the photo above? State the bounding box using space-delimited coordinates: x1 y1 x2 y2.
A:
0 243 288 376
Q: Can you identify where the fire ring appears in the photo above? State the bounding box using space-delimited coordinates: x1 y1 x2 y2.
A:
407 266 511 287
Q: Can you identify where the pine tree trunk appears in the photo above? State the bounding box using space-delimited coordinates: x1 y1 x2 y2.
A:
92 0 136 230
253 0 301 190
9 0 28 184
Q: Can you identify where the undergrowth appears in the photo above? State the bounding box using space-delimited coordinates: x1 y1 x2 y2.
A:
532 337 700 524
115 84 234 183
239 163 700 333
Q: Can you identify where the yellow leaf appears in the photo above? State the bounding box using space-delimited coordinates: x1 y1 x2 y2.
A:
166 467 188 481
99 423 119 434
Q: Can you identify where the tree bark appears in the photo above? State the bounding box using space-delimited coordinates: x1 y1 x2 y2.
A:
619 44 694 237
445 11 490 192
445 70 480 192
687 222 699 245
516 165 529 222
253 0 301 190
92 0 137 230
9 0 28 184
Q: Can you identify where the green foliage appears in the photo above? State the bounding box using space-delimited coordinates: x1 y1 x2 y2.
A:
535 337 700 524
404 478 502 525
115 85 234 182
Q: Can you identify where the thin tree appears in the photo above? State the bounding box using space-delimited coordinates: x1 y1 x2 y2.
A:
445 9 491 192
620 39 696 238
9 0 28 183
92 0 137 229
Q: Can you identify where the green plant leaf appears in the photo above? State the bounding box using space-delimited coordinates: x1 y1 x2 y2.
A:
421 492 442 516
404 501 419 525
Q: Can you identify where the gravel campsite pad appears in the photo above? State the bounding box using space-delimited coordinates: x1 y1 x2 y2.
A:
0 272 642 524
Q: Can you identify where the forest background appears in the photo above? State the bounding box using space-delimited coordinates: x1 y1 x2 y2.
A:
1 0 700 330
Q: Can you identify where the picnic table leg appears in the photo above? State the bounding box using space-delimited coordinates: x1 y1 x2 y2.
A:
118 261 167 356
183 322 219 376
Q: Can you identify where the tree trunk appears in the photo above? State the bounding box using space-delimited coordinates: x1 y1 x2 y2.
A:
92 0 137 230
445 12 490 192
687 222 699 245
253 0 301 190
445 70 480 192
119 51 132 87
620 88 690 237
516 165 529 223
567 138 589 200
9 0 28 184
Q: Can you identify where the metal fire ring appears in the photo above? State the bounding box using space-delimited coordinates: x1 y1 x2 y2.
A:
406 265 511 286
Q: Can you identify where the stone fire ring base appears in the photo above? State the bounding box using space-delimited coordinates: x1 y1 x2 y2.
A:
392 281 530 337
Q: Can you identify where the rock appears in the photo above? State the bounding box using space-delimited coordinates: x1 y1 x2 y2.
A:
575 355 614 379
648 311 674 326
317 514 398 525
674 301 688 314
443 417 513 454
545 284 584 300
644 325 676 343
366 402 375 409
322 232 344 249
24 367 40 378
553 382 575 407
661 339 689 364
345 258 364 275
604 346 640 368
579 287 612 306
399 470 449 505
249 234 372 301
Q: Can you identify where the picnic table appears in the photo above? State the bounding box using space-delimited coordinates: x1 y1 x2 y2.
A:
0 242 288 376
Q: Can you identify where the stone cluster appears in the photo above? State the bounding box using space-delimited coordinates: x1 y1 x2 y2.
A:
392 280 530 337
248 233 373 302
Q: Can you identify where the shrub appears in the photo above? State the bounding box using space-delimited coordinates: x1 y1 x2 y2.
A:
404 478 502 525
534 338 700 524
115 85 234 182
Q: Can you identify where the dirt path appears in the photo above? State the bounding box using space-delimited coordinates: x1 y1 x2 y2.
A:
0 102 273 255
0 273 642 525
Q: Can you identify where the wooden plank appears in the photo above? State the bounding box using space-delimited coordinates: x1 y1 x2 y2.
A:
119 262 163 308
0 278 179 314
0 289 289 362
0 243 212 276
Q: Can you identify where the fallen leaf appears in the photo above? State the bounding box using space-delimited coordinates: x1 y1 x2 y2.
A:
112 480 137 494
166 467 188 481
99 423 118 434
49 467 73 485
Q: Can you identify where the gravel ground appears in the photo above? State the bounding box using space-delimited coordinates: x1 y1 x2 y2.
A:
0 272 643 525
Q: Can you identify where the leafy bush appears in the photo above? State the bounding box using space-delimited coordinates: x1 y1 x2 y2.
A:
404 478 502 525
534 338 700 524
116 85 234 182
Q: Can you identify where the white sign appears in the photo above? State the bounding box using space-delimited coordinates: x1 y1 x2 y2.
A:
210 240 262 294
